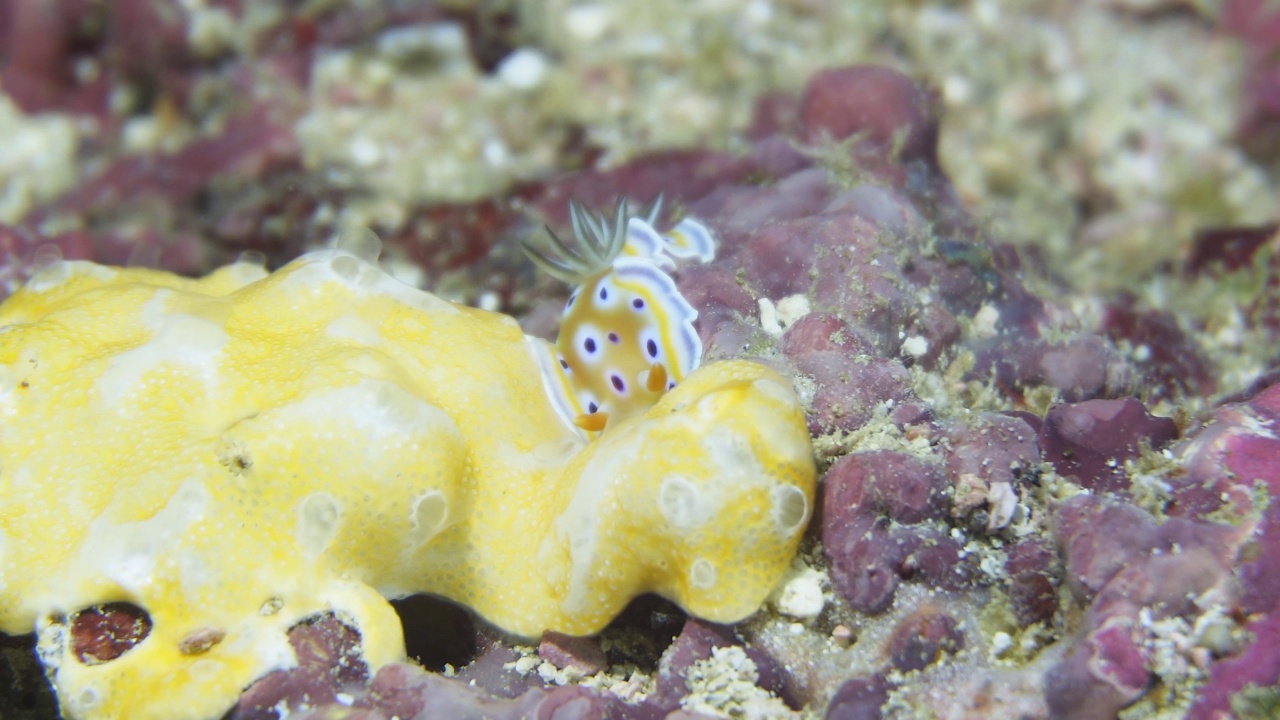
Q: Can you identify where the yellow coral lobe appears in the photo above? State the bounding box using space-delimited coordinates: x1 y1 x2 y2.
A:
0 250 814 720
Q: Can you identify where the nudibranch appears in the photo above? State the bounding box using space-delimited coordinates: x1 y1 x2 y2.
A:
524 196 716 433
0 222 814 720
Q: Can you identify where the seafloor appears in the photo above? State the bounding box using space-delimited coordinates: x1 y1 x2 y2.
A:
2 1 1279 719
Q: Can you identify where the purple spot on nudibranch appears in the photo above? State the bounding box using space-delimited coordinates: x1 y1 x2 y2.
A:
560 358 569 369
599 287 608 300
646 339 658 358
668 381 676 390
584 337 597 353
588 402 599 413
608 332 620 343
632 298 645 309
568 293 577 307
611 375 625 392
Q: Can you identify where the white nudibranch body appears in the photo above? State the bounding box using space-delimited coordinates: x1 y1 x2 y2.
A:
523 197 716 433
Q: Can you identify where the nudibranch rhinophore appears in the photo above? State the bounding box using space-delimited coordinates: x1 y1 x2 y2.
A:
0 216 815 720
524 196 716 433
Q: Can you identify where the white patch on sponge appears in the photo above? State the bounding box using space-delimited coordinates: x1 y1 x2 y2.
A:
77 478 212 594
97 293 229 407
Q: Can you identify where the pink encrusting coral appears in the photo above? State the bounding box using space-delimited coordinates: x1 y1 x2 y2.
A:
4 2 1280 718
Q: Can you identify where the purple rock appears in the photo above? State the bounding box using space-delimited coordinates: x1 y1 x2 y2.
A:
692 167 834 249
885 610 964 672
538 632 608 677
900 304 960 369
529 685 618 720
1040 398 1179 494
889 400 934 428
676 263 767 362
1087 620 1152 703
1186 384 1280 615
677 265 758 319
1045 618 1150 720
741 217 820 299
700 315 767 363
782 313 877 358
824 453 977 613
1239 502 1280 616
1004 539 1059 626
824 514 904 615
824 451 950 526
611 617 791 719
799 66 939 186
807 214 916 352
650 620 741 712
819 184 925 240
1087 547 1231 628
1053 495 1158 602
825 521 975 615
896 528 976 592
1046 490 1245 719
68 602 151 666
1169 384 1280 625
944 413 1041 527
315 662 619 720
945 414 1040 488
454 628 544 699
1101 300 1217 402
531 149 758 233
792 353 916 435
1187 610 1280 720
978 336 1131 405
228 614 369 720
1185 223 1278 275
825 676 890 720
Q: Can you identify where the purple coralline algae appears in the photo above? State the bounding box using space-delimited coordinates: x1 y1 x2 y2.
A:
823 451 970 615
4 3 1280 718
1039 399 1179 495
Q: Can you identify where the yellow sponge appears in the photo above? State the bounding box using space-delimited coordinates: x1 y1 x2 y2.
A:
0 248 814 720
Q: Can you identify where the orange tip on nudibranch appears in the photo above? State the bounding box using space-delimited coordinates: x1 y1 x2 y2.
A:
573 411 609 432
644 362 669 393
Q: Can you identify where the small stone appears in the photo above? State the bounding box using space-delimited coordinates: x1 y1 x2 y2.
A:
538 631 608 676
985 481 1018 531
564 5 611 40
773 565 826 621
900 335 928 358
759 297 783 337
496 48 549 90
831 625 854 648
887 609 964 672
775 294 812 327
825 675 890 720
991 632 1013 657
178 627 226 656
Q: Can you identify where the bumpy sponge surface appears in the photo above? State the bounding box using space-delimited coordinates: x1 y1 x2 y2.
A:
0 249 814 720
